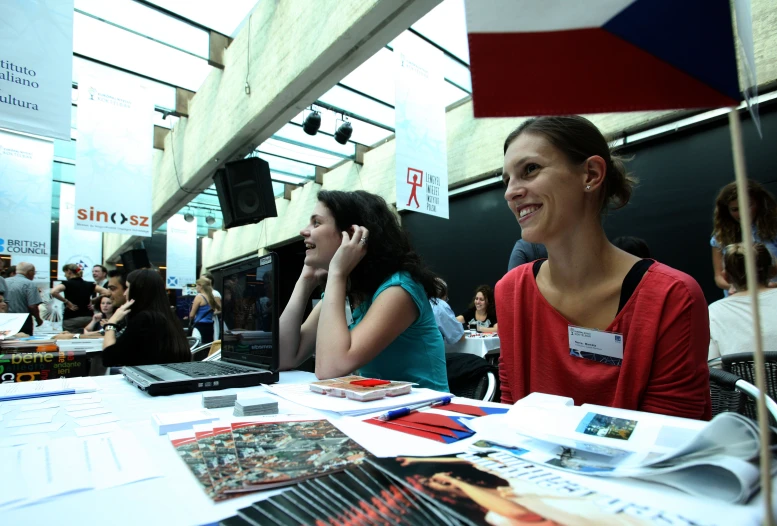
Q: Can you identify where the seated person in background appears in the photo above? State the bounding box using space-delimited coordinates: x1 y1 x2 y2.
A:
279 190 449 392
507 238 547 271
709 243 777 361
102 269 190 366
612 236 651 258
430 278 465 344
456 285 498 334
83 295 115 335
498 115 710 420
51 264 110 333
0 292 7 313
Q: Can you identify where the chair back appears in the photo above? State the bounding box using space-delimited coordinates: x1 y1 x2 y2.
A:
720 352 777 420
186 336 200 351
445 353 497 402
709 367 777 426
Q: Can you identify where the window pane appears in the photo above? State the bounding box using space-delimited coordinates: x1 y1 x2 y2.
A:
73 13 212 91
143 0 260 37
73 57 177 110
256 153 316 178
274 123 355 158
74 0 209 58
411 0 470 64
340 48 395 105
290 110 393 147
319 86 395 129
258 139 345 168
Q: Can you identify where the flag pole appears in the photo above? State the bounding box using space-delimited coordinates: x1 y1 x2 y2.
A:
728 108 774 526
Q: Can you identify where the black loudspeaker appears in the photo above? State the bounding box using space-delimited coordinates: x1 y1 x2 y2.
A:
213 157 278 229
120 249 151 272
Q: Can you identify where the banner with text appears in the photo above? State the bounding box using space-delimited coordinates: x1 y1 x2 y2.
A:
0 130 53 281
394 35 449 219
57 184 103 281
0 0 74 140
75 65 154 236
165 214 197 290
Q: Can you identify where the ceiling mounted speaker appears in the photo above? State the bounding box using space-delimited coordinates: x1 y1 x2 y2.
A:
213 157 278 229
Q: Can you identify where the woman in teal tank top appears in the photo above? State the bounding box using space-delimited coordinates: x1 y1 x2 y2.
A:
278 190 449 392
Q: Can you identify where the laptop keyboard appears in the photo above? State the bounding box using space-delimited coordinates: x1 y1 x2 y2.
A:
165 361 259 378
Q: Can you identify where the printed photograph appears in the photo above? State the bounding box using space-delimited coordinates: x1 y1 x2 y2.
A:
544 447 616 473
576 412 638 441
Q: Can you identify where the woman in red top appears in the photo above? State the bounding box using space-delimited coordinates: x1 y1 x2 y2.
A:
497 116 710 420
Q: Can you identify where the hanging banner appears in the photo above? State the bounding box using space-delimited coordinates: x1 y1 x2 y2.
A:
165 214 197 290
0 0 74 140
0 130 53 281
394 35 449 220
75 65 153 236
57 184 103 281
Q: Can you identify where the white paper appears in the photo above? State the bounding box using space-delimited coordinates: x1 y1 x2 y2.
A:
0 313 30 340
70 408 111 418
75 423 119 437
14 408 59 420
6 414 55 427
66 396 101 407
0 377 98 402
20 401 61 411
0 448 27 508
66 402 104 413
76 414 119 427
10 422 65 436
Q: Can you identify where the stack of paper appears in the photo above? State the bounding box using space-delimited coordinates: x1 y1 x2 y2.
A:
202 392 237 409
56 338 103 353
152 409 218 435
265 383 450 417
0 377 99 402
233 397 277 417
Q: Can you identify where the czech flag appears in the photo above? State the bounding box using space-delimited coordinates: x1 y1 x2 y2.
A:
465 0 741 117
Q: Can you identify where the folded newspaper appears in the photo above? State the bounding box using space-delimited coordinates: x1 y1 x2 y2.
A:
469 399 773 504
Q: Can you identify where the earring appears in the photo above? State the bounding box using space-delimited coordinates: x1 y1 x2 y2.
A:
585 185 591 190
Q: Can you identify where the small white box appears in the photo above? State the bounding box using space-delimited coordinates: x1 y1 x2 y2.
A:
151 409 219 435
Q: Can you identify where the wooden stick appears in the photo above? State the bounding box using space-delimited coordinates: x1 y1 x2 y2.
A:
728 108 774 526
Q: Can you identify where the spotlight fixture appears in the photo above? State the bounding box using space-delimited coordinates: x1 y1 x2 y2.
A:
302 109 321 135
184 212 195 222
205 215 216 225
334 118 352 145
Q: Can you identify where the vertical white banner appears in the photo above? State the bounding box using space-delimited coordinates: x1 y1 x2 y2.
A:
0 0 74 140
57 184 103 281
75 65 154 236
165 214 197 290
0 130 53 281
394 35 449 219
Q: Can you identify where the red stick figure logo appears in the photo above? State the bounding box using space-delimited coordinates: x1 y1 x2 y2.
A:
406 168 423 209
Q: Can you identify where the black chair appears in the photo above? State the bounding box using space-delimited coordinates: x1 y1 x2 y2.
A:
191 342 213 362
445 353 497 402
712 352 777 422
709 367 777 425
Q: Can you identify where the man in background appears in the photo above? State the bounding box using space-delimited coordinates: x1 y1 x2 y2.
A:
430 278 465 345
5 262 43 335
92 265 108 288
507 238 548 272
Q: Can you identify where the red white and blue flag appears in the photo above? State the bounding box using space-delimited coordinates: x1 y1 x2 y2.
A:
465 0 740 117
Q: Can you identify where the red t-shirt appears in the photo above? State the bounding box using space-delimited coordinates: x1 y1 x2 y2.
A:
495 261 711 420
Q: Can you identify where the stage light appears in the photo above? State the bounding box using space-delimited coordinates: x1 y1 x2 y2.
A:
302 110 321 135
334 119 352 145
205 215 215 225
184 212 195 222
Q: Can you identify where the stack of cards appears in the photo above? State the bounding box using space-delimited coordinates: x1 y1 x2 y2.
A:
202 393 237 409
233 397 278 417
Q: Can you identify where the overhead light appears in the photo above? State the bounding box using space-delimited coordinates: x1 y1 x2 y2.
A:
184 212 195 222
334 119 352 145
205 215 215 225
302 109 321 135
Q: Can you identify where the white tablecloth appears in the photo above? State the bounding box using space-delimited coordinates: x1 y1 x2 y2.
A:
445 334 500 359
0 372 768 526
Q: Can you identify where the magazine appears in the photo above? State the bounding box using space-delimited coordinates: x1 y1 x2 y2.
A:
470 404 772 504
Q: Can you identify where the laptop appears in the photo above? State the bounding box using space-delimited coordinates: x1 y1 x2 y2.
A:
123 253 280 396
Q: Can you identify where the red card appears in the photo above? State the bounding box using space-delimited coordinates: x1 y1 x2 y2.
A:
396 412 471 432
364 419 450 443
350 379 392 387
369 417 461 438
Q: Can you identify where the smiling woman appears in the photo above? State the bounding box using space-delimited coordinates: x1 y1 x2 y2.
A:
496 115 711 420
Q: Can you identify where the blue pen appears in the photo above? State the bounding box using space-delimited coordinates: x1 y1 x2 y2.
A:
378 397 452 421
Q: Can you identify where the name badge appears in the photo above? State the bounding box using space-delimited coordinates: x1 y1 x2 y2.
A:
568 325 623 366
345 298 354 326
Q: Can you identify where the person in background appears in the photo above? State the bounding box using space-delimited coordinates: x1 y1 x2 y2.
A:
0 292 8 313
4 262 43 335
186 277 221 344
102 269 190 366
709 243 777 361
612 236 651 258
51 263 109 334
430 278 465 345
456 285 498 334
83 296 115 335
92 265 109 288
711 179 777 295
507 238 547 271
498 115 710 420
0 258 7 297
202 272 222 340
279 190 449 392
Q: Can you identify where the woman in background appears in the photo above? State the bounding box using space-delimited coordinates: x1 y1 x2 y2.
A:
711 180 777 294
279 190 448 391
709 243 777 360
498 115 710 420
456 285 498 333
83 295 115 335
102 269 189 366
186 277 221 344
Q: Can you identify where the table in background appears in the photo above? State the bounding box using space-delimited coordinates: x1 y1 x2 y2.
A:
445 333 500 363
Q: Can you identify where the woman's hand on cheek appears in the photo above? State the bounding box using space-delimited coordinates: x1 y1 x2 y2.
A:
328 226 369 279
108 299 134 324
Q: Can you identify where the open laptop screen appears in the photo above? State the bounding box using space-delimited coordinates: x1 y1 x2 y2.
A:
220 253 279 371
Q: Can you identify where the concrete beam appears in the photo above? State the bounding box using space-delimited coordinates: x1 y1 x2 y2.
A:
103 0 443 261
208 31 232 70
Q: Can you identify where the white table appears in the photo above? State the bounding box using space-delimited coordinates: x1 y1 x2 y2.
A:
445 333 500 360
0 372 769 526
